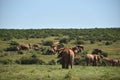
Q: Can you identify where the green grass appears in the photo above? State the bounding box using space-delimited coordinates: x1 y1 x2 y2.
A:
0 37 120 80
0 65 120 80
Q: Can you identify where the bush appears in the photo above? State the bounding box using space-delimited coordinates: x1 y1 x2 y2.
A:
74 57 81 65
16 56 45 65
79 50 88 57
105 41 112 45
76 40 85 45
0 59 15 64
42 40 53 46
31 54 37 58
39 47 50 55
90 40 95 44
74 58 86 65
3 37 12 41
57 58 62 64
5 46 18 51
57 43 64 49
18 51 24 54
48 59 56 65
101 52 108 57
0 52 8 57
59 38 69 44
9 41 19 45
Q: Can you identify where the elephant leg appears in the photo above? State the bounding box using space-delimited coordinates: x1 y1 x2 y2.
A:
62 58 65 69
112 62 114 66
70 59 74 69
66 63 69 69
65 59 69 69
62 64 65 69
86 59 89 66
92 62 94 66
93 61 96 66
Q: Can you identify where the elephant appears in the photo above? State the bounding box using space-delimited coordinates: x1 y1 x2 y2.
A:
33 44 39 47
19 44 31 50
112 59 120 66
46 45 58 55
72 45 84 55
92 49 102 54
77 45 84 51
58 48 74 69
34 47 39 51
101 57 120 66
85 53 102 66
46 48 56 55
101 57 113 66
51 45 57 52
72 47 80 55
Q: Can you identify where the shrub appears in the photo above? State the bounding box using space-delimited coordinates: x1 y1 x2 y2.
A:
9 41 19 45
0 59 15 64
74 57 81 65
113 39 117 42
18 51 24 54
57 58 62 64
0 52 8 57
76 40 85 45
57 43 64 49
39 47 49 55
81 50 88 54
59 38 69 44
74 57 86 65
90 40 95 44
31 54 37 58
16 56 45 65
5 46 18 51
105 41 112 45
42 40 53 46
3 37 12 41
101 52 108 57
48 59 56 65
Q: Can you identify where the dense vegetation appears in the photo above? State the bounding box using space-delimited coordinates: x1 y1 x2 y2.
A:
0 28 120 80
0 28 120 41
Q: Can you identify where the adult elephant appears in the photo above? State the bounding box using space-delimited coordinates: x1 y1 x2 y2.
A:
72 45 84 55
46 45 58 55
58 48 74 69
20 44 31 50
85 53 102 66
92 49 102 54
112 59 120 66
77 45 84 51
101 57 113 66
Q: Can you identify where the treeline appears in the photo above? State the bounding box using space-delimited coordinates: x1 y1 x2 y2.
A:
0 28 120 41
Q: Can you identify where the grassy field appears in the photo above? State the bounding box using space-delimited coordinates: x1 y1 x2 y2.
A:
0 36 120 80
0 65 120 80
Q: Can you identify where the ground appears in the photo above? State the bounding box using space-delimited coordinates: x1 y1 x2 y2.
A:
0 65 120 80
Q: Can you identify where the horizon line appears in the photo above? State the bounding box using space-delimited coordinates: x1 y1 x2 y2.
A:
0 27 120 30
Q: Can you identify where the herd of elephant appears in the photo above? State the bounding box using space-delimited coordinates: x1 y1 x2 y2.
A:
12 43 120 69
12 43 39 51
49 45 120 69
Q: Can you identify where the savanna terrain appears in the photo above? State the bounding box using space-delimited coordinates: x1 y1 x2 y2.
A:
0 28 120 80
